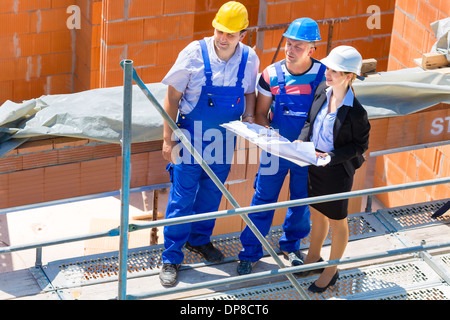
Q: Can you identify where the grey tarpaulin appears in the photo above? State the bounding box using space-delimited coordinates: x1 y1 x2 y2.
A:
353 67 450 119
0 68 449 148
430 17 450 61
0 83 167 145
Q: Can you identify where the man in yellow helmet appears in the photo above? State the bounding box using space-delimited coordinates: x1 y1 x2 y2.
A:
159 1 259 287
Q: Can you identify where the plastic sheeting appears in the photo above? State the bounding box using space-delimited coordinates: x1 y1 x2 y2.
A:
354 67 450 119
430 17 450 61
0 68 449 146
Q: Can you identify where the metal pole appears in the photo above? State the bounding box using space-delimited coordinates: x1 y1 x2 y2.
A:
123 65 310 299
118 59 133 300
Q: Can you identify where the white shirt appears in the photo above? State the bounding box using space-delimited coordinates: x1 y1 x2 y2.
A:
311 86 355 153
162 36 260 114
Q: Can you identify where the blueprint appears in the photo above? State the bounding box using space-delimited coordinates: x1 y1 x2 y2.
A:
221 121 330 167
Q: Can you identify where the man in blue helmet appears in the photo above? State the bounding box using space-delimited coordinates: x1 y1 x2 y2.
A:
237 17 326 275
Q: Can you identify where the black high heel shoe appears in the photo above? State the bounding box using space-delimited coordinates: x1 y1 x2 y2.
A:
308 270 339 293
296 257 324 276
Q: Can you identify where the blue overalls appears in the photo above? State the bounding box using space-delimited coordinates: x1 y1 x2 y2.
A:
162 39 249 264
239 60 326 262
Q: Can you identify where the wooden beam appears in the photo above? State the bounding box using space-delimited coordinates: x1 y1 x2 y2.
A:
421 52 449 70
361 58 377 75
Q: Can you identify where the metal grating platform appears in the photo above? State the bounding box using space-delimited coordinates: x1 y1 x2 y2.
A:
375 199 450 232
36 211 386 290
28 200 450 299
193 256 450 300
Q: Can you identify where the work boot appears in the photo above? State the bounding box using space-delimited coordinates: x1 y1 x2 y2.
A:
185 242 224 263
283 250 305 266
159 263 180 287
237 260 257 275
282 250 308 276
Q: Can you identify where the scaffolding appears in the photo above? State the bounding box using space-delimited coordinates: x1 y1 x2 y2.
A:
0 61 448 300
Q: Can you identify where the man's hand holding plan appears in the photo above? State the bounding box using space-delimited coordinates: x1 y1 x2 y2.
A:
221 121 330 167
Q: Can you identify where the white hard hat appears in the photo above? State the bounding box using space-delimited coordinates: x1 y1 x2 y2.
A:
321 45 363 75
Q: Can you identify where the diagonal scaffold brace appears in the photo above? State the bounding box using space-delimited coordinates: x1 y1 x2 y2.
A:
120 60 310 300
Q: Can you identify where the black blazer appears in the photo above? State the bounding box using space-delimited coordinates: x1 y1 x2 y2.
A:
298 82 371 177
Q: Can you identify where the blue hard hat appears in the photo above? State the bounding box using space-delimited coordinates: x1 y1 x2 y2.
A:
283 17 321 41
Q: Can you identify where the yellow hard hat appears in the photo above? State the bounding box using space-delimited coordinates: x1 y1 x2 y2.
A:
212 1 249 33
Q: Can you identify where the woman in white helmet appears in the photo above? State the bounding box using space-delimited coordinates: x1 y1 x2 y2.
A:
297 45 371 293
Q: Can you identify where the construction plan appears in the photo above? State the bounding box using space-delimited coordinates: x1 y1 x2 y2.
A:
221 120 330 167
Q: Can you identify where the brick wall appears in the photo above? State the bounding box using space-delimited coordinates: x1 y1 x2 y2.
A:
1 0 396 104
373 0 450 207
0 0 75 103
258 0 395 71
0 138 169 208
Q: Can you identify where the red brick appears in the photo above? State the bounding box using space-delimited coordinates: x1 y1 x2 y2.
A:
0 80 13 103
357 0 395 14
18 140 54 154
392 7 406 36
93 144 121 159
128 42 157 67
0 156 23 173
129 153 149 187
8 168 45 206
146 151 170 185
0 0 15 14
43 162 81 201
53 137 89 149
105 19 144 46
404 17 427 51
18 32 54 56
337 16 375 40
324 0 357 18
129 0 164 18
144 15 191 41
266 2 291 25
0 59 17 82
0 12 30 36
438 0 450 17
47 74 73 95
193 11 215 33
39 7 71 32
417 0 439 32
0 35 17 59
163 0 195 14
40 52 73 76
18 0 52 12
397 0 419 16
23 150 59 169
51 0 75 9
80 157 119 194
13 76 46 101
385 157 406 185
90 0 103 25
389 32 410 67
51 30 73 53
290 0 325 21
103 0 125 20
57 145 95 164
103 46 126 72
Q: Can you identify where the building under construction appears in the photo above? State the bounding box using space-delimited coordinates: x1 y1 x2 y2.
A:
0 0 449 301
